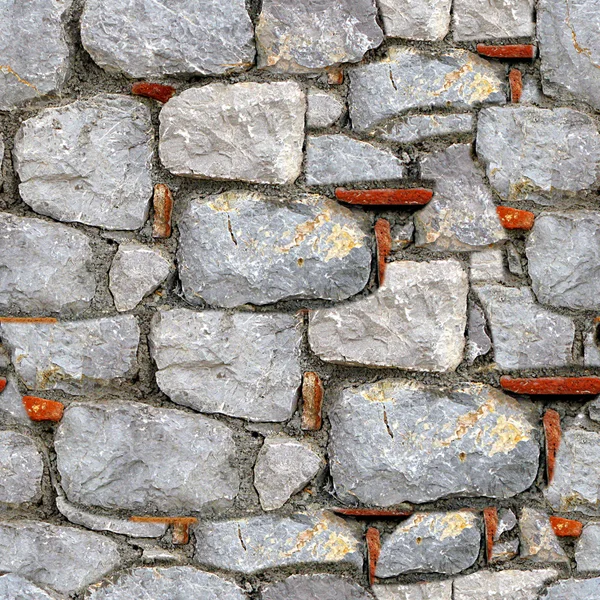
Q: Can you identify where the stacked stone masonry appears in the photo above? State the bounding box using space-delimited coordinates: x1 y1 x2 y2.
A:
1 0 600 598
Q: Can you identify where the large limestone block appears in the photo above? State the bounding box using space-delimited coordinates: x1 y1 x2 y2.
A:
378 0 452 41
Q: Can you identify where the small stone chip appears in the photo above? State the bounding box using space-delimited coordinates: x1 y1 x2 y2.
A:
307 90 345 128
0 431 43 505
519 507 569 564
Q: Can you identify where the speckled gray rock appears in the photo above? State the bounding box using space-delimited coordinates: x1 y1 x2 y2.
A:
194 512 362 574
470 250 505 283
584 333 600 367
0 0 72 110
519 508 568 563
526 212 600 311
496 508 517 539
538 0 600 110
0 213 95 315
256 0 382 72
454 569 558 600
262 574 372 600
109 243 171 312
373 581 452 600
55 400 239 512
374 113 474 143
576 524 600 572
159 83 305 184
0 431 43 505
376 512 481 577
81 0 255 78
378 0 451 40
590 399 600 422
305 135 404 185
507 242 524 275
542 578 600 600
475 285 575 370
254 435 323 511
491 539 520 563
465 304 492 364
0 574 62 600
0 376 30 425
415 144 505 251
307 90 345 128
0 520 120 595
14 95 154 230
349 48 505 132
177 192 371 307
476 107 600 204
150 309 301 422
329 380 539 506
0 316 140 395
392 221 414 249
309 260 467 372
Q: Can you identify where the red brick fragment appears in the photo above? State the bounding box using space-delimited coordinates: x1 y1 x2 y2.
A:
483 507 498 562
131 82 176 104
0 378 6 394
501 375 600 395
335 188 433 206
0 317 57 324
301 371 323 431
509 69 523 103
375 219 392 287
476 44 536 59
549 516 583 538
130 516 197 544
333 508 412 518
22 396 64 422
366 527 381 586
496 206 535 230
543 409 561 485
152 184 173 239
327 68 344 85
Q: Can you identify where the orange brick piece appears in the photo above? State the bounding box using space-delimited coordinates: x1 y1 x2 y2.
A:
327 68 344 85
543 409 561 484
496 206 534 230
483 507 498 562
0 317 57 324
501 375 600 395
549 516 583 538
152 184 173 239
366 527 381 586
131 82 176 103
335 188 433 206
301 372 323 431
0 378 6 394
375 219 392 286
333 508 412 518
476 44 536 59
509 69 523 103
130 516 197 544
22 396 64 422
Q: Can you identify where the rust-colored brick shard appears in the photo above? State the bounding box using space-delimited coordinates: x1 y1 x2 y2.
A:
375 219 392 286
496 206 534 230
543 409 561 484
549 516 583 537
130 516 198 545
0 378 6 393
0 317 57 324
483 507 498 562
500 375 600 395
366 527 381 586
509 69 523 103
326 68 344 85
335 188 433 206
152 183 173 238
332 507 413 517
131 82 176 103
22 396 64 422
476 44 536 59
301 371 323 431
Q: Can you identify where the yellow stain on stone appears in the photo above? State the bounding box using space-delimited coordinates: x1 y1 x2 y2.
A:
324 224 363 262
489 414 531 456
207 191 243 213
439 512 476 540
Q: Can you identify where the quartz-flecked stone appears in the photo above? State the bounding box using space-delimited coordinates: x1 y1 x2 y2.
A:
0 574 62 600
177 191 371 307
378 0 451 40
81 0 255 78
0 316 140 395
470 250 505 283
538 0 600 110
262 574 372 600
476 107 600 204
465 304 492 364
14 95 154 230
256 0 382 72
309 260 467 372
329 380 539 506
415 144 505 251
0 520 120 594
475 285 575 370
194 512 362 574
55 401 239 512
576 524 600 572
376 512 481 577
519 508 568 564
0 431 43 505
373 581 452 600
349 48 505 132
305 135 404 185
454 569 558 600
159 83 304 185
374 113 474 143
0 0 72 110
0 213 95 315
150 309 301 421
542 578 600 600
307 90 345 128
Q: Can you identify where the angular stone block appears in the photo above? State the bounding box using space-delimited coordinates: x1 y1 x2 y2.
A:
0 431 43 505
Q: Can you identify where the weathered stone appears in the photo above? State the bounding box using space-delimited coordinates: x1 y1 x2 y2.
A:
159 82 304 185
584 333 600 368
329 380 539 506
590 398 600 422
465 304 492 364
149 309 301 422
491 538 519 563
470 250 505 283
0 375 30 425
0 316 140 395
374 113 474 143
309 261 467 371
538 0 600 110
391 221 414 250
55 400 239 512
476 107 600 204
14 95 154 230
519 508 568 563
475 285 575 370
0 520 120 594
542 578 600 600
376 512 481 577
0 574 62 600
256 0 382 72
307 89 345 128
262 574 372 600
378 0 451 40
81 0 255 78
507 243 524 275
349 48 505 132
193 511 362 574
0 213 95 315
109 243 171 312
373 581 452 600
305 135 404 185
177 191 371 307
526 212 600 311
576 524 600 572
0 431 43 505
496 508 517 540
454 569 557 600
415 144 506 251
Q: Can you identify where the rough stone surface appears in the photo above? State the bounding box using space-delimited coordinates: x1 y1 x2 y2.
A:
491 539 519 563
0 431 43 505
149 309 301 421
373 581 452 600
81 0 255 78
349 48 505 132
378 0 451 41
262 574 373 600
470 250 505 283
476 107 600 204
519 508 569 564
55 400 239 512
309 260 468 372
329 380 539 506
496 508 517 539
14 95 154 230
0 375 30 425
307 90 345 128
373 113 474 143
159 82 305 184
542 578 600 600
177 191 371 307
576 524 600 572
0 574 62 600
391 221 414 250
376 512 481 577
465 303 492 364
507 243 524 275
584 333 600 368
589 398 600 422
453 569 558 600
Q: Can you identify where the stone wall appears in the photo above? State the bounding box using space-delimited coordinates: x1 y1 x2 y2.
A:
0 0 600 598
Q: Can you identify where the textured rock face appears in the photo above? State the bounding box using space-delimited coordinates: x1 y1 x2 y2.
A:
14 95 154 230
307 90 345 128
0 316 140 395
376 512 481 577
0 520 121 594
159 83 305 184
349 48 505 131
453 569 558 600
149 309 302 421
374 113 474 143
373 581 452 600
542 578 600 600
329 380 539 506
0 375 31 425
476 107 600 204
465 304 492 364
470 250 505 283
55 401 239 512
453 0 535 40
378 0 451 40
262 574 372 600
0 213 95 315
0 574 62 600
177 192 371 307
193 512 363 574
0 431 43 505
309 261 468 372
81 0 255 78
256 0 382 72
576 524 600 572
520 508 569 564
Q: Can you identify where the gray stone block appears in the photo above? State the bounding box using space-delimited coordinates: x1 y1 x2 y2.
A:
542 578 600 600
373 581 452 600
0 431 43 505
378 0 451 40
374 113 474 143
307 90 345 128
576 524 600 573
262 574 373 600
454 569 558 600
519 507 568 564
